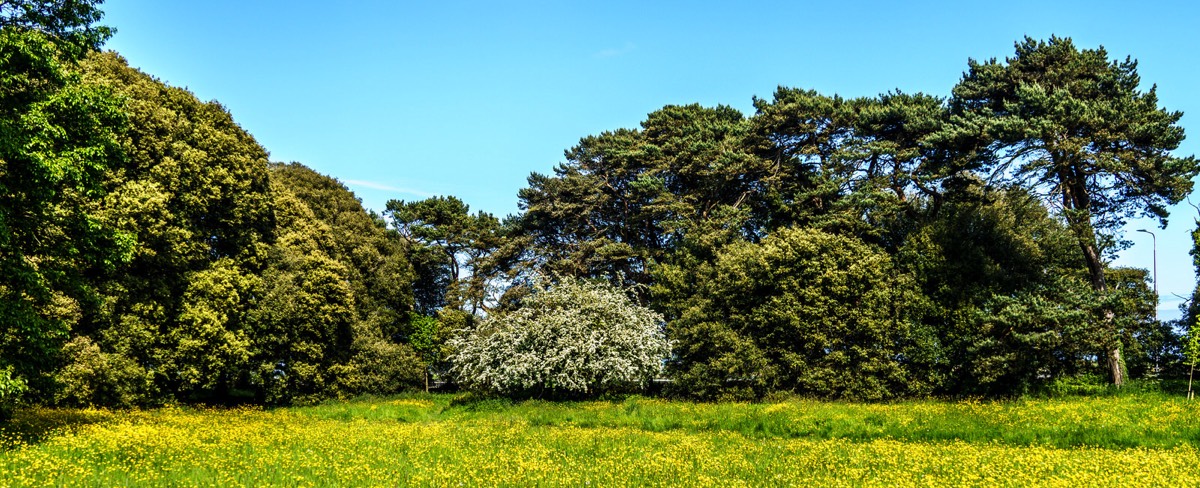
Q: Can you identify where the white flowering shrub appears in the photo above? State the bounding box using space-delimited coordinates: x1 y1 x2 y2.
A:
450 278 669 397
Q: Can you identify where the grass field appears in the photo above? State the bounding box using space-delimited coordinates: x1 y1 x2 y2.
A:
2 391 1199 486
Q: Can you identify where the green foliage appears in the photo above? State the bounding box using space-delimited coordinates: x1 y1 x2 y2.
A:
961 276 1101 392
516 104 764 290
0 365 28 421
56 56 424 406
0 0 112 58
1185 331 1200 373
948 36 1198 385
1 29 1191 410
666 227 933 400
54 336 152 407
327 335 424 398
260 163 422 402
896 183 1099 394
385 196 503 314
268 163 414 331
248 174 357 404
407 313 443 364
2 42 427 407
747 88 953 248
406 312 454 387
1105 267 1168 378
243 165 401 403
1129 318 1186 379
451 277 669 397
749 88 863 233
164 259 258 400
950 36 1197 233
513 40 1192 397
0 20 126 404
67 51 274 404
1184 214 1200 374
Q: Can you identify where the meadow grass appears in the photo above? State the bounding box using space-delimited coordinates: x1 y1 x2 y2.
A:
2 391 1199 486
294 389 1200 450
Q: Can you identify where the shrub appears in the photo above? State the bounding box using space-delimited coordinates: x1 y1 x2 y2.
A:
0 365 27 421
328 337 425 399
450 277 669 397
54 336 155 408
666 227 935 400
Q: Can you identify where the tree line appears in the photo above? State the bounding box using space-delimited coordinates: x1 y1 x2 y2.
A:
2 1 1198 416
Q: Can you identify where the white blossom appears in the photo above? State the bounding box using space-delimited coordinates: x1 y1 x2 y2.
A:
449 278 669 396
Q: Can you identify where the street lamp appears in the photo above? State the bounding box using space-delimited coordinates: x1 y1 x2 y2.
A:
1136 229 1157 311
1136 228 1163 380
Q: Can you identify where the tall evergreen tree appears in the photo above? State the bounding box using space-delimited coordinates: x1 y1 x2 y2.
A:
385 196 503 315
516 104 764 291
948 36 1199 385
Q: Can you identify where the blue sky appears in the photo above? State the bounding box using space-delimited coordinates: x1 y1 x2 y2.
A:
100 0 1199 319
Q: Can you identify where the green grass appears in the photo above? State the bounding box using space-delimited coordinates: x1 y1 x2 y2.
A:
2 390 1199 486
290 389 1200 450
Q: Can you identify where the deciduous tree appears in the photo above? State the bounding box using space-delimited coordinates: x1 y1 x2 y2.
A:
0 1 124 408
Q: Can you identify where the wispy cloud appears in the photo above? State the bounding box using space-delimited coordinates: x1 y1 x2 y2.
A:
594 42 636 59
343 179 435 198
1160 296 1187 310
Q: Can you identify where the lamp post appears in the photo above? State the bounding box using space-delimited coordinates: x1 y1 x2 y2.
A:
1136 228 1161 380
1136 229 1157 305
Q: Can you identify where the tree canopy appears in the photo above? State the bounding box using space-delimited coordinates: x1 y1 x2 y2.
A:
0 10 1194 413
949 36 1198 385
0 0 124 413
0 0 111 56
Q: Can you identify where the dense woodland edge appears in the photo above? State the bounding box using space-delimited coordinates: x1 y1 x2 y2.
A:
3 1 1200 418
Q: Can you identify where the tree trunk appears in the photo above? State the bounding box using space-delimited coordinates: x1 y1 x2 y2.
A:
1087 242 1124 387
1082 237 1125 387
1107 339 1124 388
1189 363 1195 401
1061 166 1124 386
